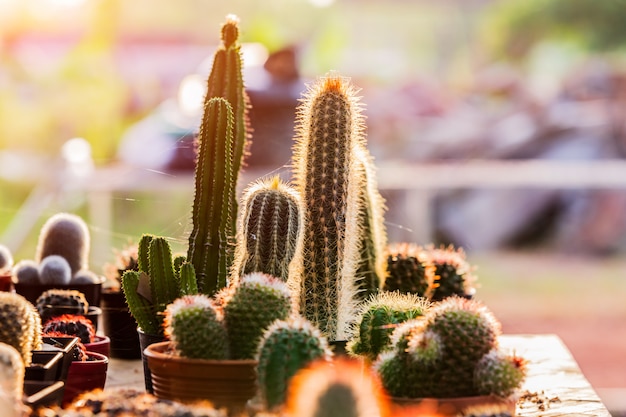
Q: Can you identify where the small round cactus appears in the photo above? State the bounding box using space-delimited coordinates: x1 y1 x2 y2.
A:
383 243 437 298
35 289 89 323
0 292 42 364
0 342 25 417
0 245 13 274
164 294 228 360
256 316 333 409
474 349 527 398
220 272 293 359
424 244 477 301
42 314 96 344
347 291 430 362
12 259 40 284
72 269 101 284
35 212 90 277
38 255 72 285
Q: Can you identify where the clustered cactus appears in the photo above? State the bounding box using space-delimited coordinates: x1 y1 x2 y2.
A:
375 297 526 399
164 272 293 360
122 234 198 336
0 292 42 364
346 291 430 362
12 212 101 285
187 14 250 295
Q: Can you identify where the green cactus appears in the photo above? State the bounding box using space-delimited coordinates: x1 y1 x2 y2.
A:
188 14 249 295
383 243 438 298
426 244 477 301
42 314 96 344
0 292 42 364
256 316 332 409
346 291 429 362
0 245 13 274
164 294 228 360
353 145 387 301
293 73 370 342
232 176 304 284
474 349 527 398
220 272 292 359
375 297 523 399
122 234 197 336
35 289 89 323
35 212 90 277
0 342 25 417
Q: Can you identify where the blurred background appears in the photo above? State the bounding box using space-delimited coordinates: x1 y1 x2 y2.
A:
1 0 626 413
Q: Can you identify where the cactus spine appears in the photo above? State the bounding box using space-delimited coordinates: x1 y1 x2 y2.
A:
188 14 249 295
256 316 332 409
232 176 304 284
164 294 228 360
122 234 197 336
293 73 368 341
426 244 477 301
383 243 438 298
0 292 42 364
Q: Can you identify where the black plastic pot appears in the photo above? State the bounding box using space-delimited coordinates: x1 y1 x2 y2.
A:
25 351 63 382
138 328 166 394
36 336 80 381
101 290 141 359
23 380 65 409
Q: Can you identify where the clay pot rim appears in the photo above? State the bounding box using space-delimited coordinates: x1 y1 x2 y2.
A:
144 341 258 365
390 394 516 403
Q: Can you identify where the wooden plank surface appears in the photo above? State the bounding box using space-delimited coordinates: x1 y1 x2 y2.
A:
104 334 611 416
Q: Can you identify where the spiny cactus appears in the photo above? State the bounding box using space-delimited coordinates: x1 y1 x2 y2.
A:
188 14 250 295
0 245 13 274
285 358 390 417
347 291 430 362
383 243 438 298
38 254 72 285
474 349 527 398
0 343 25 417
12 259 39 284
219 272 293 359
256 316 332 410
293 73 369 342
232 176 304 284
42 314 96 344
353 145 387 301
164 294 228 360
375 297 525 400
425 244 477 301
122 234 198 336
35 212 90 277
0 292 42 364
35 289 89 323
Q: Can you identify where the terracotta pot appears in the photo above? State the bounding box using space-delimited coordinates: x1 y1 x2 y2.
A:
145 341 258 412
137 328 166 394
62 351 108 406
100 290 141 359
84 335 110 358
391 394 517 416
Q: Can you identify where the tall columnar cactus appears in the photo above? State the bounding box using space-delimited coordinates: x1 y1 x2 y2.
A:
0 343 25 417
219 272 293 359
188 14 250 295
232 176 304 285
164 294 228 360
353 146 387 300
293 73 369 341
346 291 430 362
0 292 42 364
35 212 90 277
285 358 390 417
256 316 333 410
122 234 198 336
375 297 526 399
383 243 438 298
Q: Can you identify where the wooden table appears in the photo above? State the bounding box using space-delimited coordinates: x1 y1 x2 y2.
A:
104 334 611 416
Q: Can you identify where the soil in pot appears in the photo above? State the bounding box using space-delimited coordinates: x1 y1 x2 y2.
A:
145 341 258 413
62 351 108 406
101 290 141 359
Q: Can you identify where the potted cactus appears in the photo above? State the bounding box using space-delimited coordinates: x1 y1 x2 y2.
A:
0 244 14 292
374 296 527 416
144 272 293 412
12 212 105 306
